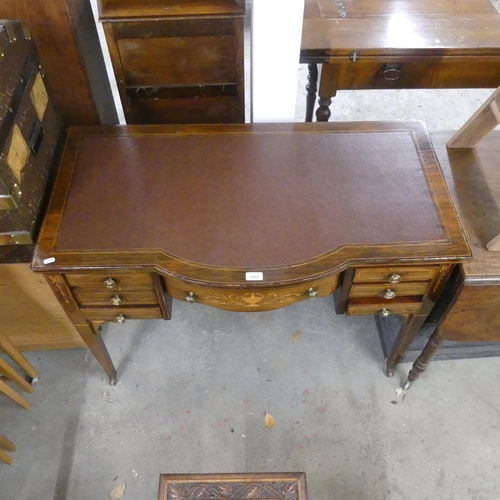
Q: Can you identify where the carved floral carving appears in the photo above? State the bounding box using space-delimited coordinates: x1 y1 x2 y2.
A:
167 480 300 500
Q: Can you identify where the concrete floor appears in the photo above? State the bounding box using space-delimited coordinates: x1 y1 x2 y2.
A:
2 75 500 499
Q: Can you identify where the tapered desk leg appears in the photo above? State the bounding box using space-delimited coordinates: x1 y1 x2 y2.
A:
384 264 453 376
403 330 444 390
75 324 117 385
305 63 318 122
44 273 117 385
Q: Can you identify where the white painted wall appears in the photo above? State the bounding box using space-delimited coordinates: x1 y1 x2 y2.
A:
251 0 305 122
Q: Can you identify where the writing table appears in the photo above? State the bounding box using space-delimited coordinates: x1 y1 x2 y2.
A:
31 122 470 384
301 0 500 122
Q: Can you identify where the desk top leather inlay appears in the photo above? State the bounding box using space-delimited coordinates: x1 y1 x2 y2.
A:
33 122 469 285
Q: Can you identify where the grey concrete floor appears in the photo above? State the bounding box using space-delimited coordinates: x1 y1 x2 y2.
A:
2 76 500 499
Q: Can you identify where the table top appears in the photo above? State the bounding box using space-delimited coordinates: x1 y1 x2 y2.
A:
432 130 500 282
32 122 469 285
302 0 500 55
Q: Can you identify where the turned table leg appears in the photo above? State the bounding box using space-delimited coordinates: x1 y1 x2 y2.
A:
403 330 444 390
305 63 318 122
315 97 332 122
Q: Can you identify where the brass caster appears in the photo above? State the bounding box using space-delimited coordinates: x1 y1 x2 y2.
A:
385 368 394 378
109 376 117 386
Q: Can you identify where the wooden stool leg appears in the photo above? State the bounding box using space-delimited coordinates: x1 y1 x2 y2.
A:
0 358 33 393
0 332 38 381
0 448 13 465
0 434 15 452
0 379 30 409
403 330 444 390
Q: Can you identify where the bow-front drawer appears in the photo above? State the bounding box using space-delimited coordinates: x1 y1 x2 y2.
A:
164 275 339 312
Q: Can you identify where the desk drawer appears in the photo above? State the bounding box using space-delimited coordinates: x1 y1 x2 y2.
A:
66 272 153 291
353 266 438 284
75 290 158 307
82 306 162 323
164 275 339 312
349 282 428 299
326 57 500 92
346 298 422 316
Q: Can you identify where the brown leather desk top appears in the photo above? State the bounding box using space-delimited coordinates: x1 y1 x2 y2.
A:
32 122 470 285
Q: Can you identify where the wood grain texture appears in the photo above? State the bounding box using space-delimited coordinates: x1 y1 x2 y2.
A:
447 87 500 148
0 264 83 351
100 1 245 124
157 473 308 500
349 282 429 298
432 131 500 279
301 0 500 121
352 266 438 283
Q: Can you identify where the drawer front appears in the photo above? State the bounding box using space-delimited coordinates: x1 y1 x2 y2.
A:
164 275 339 312
346 299 422 316
65 272 153 291
75 290 158 307
118 36 237 87
353 266 438 283
82 306 162 322
324 58 500 92
349 282 429 299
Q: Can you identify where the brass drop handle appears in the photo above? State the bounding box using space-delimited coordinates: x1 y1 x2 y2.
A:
380 308 391 317
389 273 401 284
115 314 126 324
382 63 402 81
103 277 116 289
184 291 196 303
110 294 123 306
307 287 319 299
383 289 396 300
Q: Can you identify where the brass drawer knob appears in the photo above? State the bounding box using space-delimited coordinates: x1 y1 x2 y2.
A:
103 277 116 289
380 308 391 317
115 314 126 324
110 294 123 306
184 291 196 304
389 273 401 284
307 287 319 299
383 288 396 300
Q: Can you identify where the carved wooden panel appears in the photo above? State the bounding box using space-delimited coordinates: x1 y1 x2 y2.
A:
158 473 308 500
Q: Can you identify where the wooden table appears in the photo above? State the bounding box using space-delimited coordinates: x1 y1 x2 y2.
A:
403 130 500 386
301 0 500 122
31 122 469 384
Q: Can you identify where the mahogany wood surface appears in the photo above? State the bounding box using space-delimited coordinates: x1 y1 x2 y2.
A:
301 0 500 121
31 122 470 382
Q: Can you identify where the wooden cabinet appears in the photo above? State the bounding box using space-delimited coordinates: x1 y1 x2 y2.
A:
99 0 245 124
